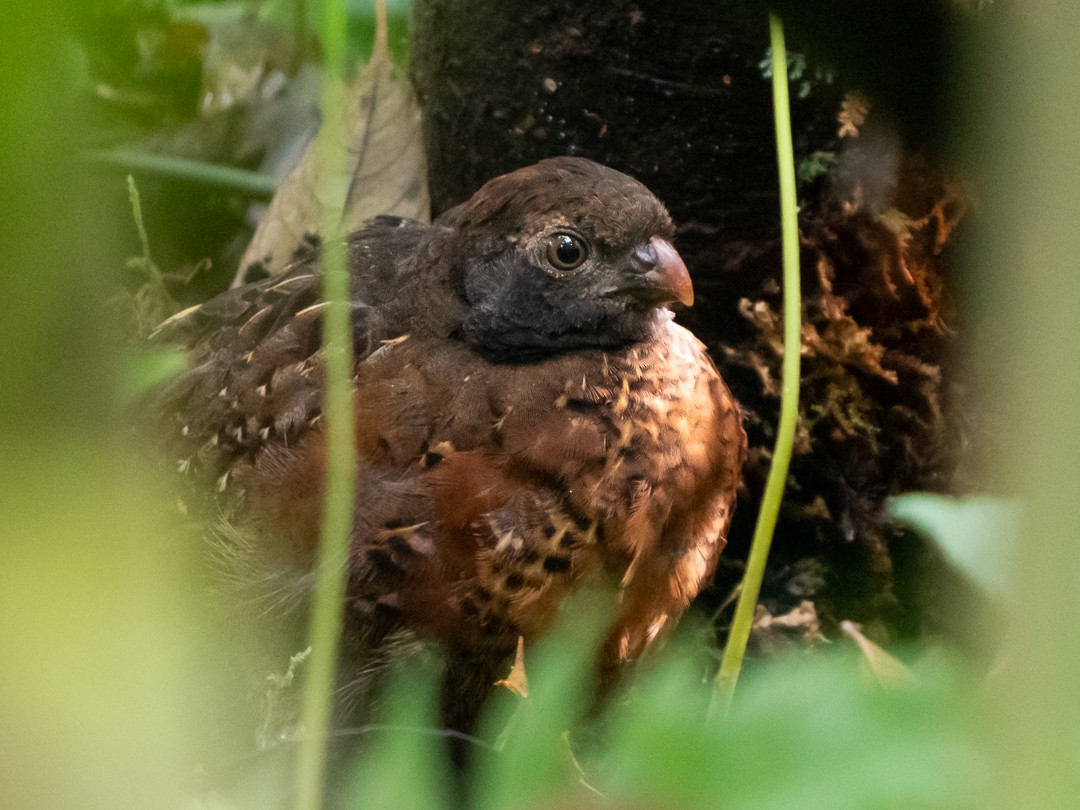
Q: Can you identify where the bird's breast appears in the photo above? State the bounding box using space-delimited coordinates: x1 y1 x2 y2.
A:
489 323 734 528
348 323 742 647
230 323 743 654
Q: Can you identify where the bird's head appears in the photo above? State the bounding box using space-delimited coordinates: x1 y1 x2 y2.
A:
436 157 693 358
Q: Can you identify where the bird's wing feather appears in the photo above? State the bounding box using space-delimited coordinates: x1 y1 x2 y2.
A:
148 217 430 502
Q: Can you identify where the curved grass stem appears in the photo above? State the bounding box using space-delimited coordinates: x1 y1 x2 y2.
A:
712 12 802 716
295 1 356 809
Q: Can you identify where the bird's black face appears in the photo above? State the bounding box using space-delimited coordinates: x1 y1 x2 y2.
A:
448 158 693 358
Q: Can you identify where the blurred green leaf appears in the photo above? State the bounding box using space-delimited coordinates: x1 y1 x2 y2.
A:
889 493 1017 600
600 651 985 810
347 654 451 810
123 345 188 396
474 593 614 810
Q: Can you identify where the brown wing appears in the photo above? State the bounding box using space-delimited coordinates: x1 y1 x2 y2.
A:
148 216 432 505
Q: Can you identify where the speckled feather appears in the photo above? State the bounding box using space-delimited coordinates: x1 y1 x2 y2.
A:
150 157 746 732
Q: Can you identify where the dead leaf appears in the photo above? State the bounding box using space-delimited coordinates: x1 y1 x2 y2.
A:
837 91 870 138
749 600 826 655
494 636 529 698
235 3 429 285
840 620 915 689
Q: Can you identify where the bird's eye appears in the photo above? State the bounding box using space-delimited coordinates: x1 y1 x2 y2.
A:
545 232 588 270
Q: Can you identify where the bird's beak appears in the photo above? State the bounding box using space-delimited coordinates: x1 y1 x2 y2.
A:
630 237 694 308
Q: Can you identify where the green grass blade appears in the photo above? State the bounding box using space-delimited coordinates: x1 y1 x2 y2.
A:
713 12 802 713
294 1 357 809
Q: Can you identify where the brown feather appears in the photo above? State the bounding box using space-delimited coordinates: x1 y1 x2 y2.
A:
146 157 746 736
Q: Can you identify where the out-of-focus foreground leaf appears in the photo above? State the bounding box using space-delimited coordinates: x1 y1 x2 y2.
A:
966 5 1080 807
0 4 219 809
889 493 1016 600
416 616 985 810
452 596 984 810
597 650 984 810
472 594 614 810
346 655 451 810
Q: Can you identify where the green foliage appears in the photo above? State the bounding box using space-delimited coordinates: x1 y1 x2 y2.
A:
315 612 986 810
346 656 450 810
273 0 412 62
889 494 1016 600
602 652 983 810
797 149 837 183
473 595 614 810
758 49 837 100
117 175 189 395
121 345 189 394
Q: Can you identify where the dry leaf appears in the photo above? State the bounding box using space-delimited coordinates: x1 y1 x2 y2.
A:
837 91 870 138
234 8 429 285
841 620 915 689
494 636 529 698
749 600 826 655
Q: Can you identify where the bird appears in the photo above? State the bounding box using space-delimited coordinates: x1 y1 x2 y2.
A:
150 156 746 736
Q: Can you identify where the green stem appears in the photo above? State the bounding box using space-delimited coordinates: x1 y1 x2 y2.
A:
713 12 802 714
126 175 153 267
84 148 276 199
295 2 354 809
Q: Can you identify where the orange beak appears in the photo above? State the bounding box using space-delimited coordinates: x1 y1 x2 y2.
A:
644 237 694 307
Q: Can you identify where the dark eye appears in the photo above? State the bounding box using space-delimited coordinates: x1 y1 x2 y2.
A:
545 232 588 270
